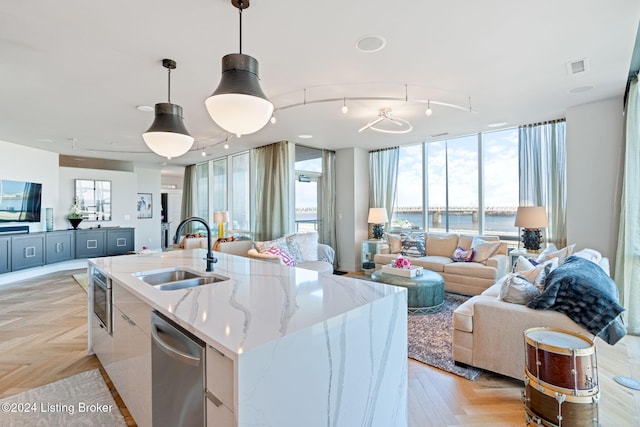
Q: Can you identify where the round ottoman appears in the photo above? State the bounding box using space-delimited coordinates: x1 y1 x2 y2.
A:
370 269 445 314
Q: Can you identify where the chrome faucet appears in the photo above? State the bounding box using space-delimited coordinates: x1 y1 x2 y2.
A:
173 216 218 272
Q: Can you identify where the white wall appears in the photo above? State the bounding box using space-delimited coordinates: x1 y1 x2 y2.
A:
0 140 59 232
335 147 369 272
135 167 162 250
566 97 624 270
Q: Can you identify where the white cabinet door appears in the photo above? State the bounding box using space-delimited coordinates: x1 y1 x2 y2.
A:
90 313 112 368
206 345 235 426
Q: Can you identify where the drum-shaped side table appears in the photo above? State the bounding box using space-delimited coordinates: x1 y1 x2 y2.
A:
370 269 445 314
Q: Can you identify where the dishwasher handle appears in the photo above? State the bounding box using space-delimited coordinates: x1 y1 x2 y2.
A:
151 321 201 367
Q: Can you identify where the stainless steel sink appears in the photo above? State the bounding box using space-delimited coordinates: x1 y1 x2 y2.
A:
152 276 227 291
137 269 202 285
135 268 229 291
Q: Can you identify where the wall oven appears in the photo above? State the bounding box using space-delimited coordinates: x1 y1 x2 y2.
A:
92 267 112 335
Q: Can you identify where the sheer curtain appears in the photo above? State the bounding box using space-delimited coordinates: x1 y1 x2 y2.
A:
369 147 399 228
519 120 567 247
253 141 291 242
615 74 640 335
320 149 337 266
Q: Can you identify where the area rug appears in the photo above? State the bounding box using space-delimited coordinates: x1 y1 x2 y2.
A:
72 273 88 293
0 369 127 426
408 293 483 381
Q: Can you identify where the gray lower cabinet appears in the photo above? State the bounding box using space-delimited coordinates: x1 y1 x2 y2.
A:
0 236 11 274
11 233 45 271
107 228 134 256
45 230 75 264
75 229 107 258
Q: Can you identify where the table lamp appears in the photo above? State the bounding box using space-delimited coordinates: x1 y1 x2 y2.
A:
213 210 230 238
514 206 549 251
368 208 389 240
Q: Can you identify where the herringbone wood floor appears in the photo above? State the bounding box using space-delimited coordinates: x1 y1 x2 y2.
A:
1 270 639 426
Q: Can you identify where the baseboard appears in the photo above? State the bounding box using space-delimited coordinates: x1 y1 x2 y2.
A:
0 259 88 287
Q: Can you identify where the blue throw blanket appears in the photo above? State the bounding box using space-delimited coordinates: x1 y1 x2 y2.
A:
527 256 626 345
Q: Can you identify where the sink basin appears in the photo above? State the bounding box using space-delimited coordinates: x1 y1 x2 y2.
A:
135 268 229 291
137 269 201 285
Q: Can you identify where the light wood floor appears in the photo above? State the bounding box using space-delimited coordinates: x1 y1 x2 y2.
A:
1 270 639 426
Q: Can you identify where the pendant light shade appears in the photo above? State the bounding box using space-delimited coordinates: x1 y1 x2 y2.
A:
143 59 194 158
205 54 273 136
205 0 273 137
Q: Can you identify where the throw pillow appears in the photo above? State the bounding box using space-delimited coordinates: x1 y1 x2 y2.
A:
451 246 474 262
401 235 426 257
536 244 576 264
266 246 297 266
471 237 500 263
513 255 558 290
287 232 319 262
498 273 541 304
254 237 287 254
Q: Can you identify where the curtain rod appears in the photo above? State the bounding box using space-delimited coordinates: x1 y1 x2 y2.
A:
369 146 399 154
520 118 566 128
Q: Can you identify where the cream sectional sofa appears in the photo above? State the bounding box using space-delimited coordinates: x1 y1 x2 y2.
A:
452 255 612 380
374 233 508 295
247 232 335 274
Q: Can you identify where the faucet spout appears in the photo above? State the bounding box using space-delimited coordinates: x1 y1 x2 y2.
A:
173 216 218 272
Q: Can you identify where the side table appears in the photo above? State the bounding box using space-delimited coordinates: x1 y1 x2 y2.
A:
361 239 388 275
509 249 539 270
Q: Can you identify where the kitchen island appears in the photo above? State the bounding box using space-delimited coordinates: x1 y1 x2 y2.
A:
88 248 408 427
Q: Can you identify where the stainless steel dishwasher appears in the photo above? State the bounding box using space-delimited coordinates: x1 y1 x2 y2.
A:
151 311 206 427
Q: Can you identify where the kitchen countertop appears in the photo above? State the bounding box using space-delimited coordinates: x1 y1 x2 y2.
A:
89 249 405 359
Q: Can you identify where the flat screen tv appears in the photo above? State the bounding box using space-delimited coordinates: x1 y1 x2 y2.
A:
0 179 42 223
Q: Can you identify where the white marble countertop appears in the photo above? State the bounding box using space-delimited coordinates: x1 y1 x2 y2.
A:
89 249 404 359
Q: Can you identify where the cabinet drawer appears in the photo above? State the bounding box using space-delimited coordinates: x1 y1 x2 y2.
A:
206 393 235 427
112 280 151 336
206 346 234 412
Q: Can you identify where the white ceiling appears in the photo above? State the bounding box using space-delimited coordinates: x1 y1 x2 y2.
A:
1 1 639 171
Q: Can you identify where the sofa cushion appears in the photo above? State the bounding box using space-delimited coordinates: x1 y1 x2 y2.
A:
444 261 497 280
426 234 459 257
536 243 576 264
384 232 404 254
471 237 501 263
458 234 499 250
410 256 453 272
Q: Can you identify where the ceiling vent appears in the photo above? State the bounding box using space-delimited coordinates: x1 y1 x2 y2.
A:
566 58 590 76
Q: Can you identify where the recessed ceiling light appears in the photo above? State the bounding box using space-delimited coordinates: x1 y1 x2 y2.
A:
36 138 54 143
136 105 154 112
298 134 313 139
430 132 448 138
488 122 508 128
355 35 387 53
569 85 594 94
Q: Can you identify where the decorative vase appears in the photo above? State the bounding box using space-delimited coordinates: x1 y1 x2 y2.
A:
45 208 53 232
69 218 83 230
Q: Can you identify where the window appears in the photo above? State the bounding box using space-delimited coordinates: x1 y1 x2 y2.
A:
391 128 519 239
211 158 227 212
393 144 424 230
295 146 322 233
483 129 519 238
196 163 209 221
230 152 250 231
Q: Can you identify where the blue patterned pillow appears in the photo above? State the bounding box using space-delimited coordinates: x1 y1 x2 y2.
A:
451 246 474 262
401 235 426 257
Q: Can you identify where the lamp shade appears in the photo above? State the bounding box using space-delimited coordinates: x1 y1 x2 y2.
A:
514 206 549 228
213 210 230 223
368 207 389 224
205 54 274 136
143 103 194 158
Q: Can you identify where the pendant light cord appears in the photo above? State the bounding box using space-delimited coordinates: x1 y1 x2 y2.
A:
167 67 172 103
238 0 244 54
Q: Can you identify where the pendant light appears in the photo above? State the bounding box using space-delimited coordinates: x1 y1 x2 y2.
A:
205 0 273 137
143 59 194 158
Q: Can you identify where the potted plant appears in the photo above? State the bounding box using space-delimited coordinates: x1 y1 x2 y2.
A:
67 197 83 229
